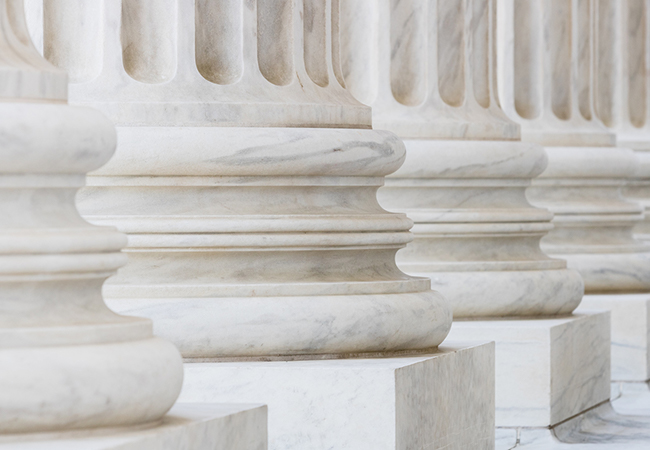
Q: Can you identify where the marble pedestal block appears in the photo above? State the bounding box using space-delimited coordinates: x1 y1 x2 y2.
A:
446 312 610 428
178 342 494 450
577 294 650 382
0 404 267 450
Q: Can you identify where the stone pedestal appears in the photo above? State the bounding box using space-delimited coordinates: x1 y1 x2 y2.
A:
0 404 267 450
178 342 494 450
447 312 610 428
456 312 650 449
578 294 650 382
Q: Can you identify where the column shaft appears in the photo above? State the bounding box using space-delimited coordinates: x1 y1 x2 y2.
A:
594 0 650 242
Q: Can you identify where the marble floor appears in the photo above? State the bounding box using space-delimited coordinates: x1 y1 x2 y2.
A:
496 383 650 449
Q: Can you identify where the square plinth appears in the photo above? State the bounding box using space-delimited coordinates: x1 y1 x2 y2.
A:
0 403 267 450
178 342 494 450
446 312 610 428
578 294 650 382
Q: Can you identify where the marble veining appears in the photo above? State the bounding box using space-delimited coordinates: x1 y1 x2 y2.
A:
340 0 584 317
0 404 267 450
0 0 182 435
26 1 455 359
447 312 610 428
179 342 495 450
592 0 650 244
578 294 650 382
497 0 650 294
24 0 369 128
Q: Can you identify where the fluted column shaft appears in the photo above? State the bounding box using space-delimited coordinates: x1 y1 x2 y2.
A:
27 0 451 359
340 0 583 317
0 0 182 434
593 0 650 242
498 0 650 294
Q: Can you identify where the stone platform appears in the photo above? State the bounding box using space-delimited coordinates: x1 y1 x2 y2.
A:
449 311 650 449
178 342 494 450
446 312 611 428
577 294 650 382
496 402 650 449
0 404 266 450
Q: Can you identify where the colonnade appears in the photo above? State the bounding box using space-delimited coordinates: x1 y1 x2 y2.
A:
4 0 650 449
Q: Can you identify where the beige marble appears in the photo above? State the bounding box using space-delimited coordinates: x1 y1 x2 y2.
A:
340 0 583 318
0 0 182 435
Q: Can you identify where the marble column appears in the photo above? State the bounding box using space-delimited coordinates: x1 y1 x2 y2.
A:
0 0 182 435
340 1 650 446
586 0 650 395
27 1 494 448
593 0 650 243
497 0 650 387
2 1 267 448
341 0 583 318
340 0 609 439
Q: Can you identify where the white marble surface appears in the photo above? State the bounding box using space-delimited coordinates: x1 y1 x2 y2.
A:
611 381 650 416
340 0 518 140
578 294 650 382
496 0 614 147
30 0 453 358
495 380 650 448
178 342 495 450
0 1 182 434
496 0 650 295
589 0 650 243
447 312 610 427
83 126 452 358
340 0 583 318
626 148 650 241
380 139 584 318
527 147 650 293
495 387 650 449
0 403 267 450
24 0 369 128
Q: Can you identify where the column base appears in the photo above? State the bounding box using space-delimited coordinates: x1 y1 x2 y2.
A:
446 312 611 427
0 404 267 450
178 342 494 450
577 294 650 382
